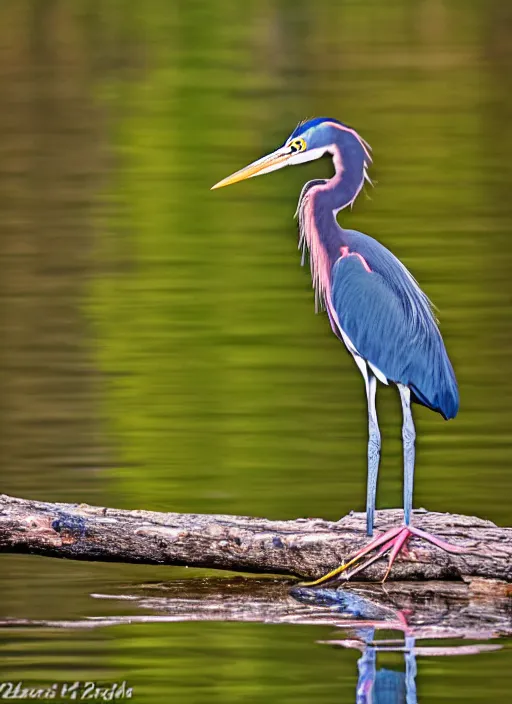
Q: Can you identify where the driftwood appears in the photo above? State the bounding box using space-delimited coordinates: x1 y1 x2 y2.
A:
1 493 511 583
1 578 511 640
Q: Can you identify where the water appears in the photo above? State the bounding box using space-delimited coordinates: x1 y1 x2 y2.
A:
1 0 511 701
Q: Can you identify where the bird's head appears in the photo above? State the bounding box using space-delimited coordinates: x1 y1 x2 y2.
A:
211 117 371 190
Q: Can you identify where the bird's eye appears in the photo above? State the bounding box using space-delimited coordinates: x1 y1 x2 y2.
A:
289 138 307 154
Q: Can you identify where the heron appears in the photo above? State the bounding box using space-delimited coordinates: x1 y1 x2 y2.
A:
212 117 469 583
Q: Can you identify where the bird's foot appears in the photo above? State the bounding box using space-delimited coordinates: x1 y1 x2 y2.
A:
301 523 474 587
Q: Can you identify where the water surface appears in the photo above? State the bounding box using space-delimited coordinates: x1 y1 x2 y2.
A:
1 1 511 701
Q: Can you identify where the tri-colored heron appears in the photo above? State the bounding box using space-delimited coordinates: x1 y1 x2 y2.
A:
212 117 469 582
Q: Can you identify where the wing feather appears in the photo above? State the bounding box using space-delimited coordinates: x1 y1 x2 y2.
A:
330 255 458 419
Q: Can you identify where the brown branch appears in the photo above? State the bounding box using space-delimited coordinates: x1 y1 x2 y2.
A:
0 493 511 582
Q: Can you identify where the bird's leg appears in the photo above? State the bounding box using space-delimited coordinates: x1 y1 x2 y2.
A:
365 374 381 537
300 383 476 587
300 368 383 587
404 635 418 704
356 644 376 704
352 358 381 536
342 385 471 581
398 384 415 527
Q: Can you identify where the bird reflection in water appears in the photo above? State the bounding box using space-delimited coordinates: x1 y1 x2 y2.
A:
333 629 417 704
292 586 502 704
324 628 500 704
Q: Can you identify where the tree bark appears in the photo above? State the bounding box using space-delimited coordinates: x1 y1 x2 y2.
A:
1 493 511 582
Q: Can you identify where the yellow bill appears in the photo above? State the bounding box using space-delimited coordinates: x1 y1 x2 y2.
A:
211 146 292 190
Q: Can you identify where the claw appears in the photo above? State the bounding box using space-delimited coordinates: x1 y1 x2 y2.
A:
300 525 402 587
382 528 410 582
409 525 475 553
300 523 476 586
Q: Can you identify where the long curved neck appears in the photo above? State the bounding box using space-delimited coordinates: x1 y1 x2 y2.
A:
319 131 369 213
297 128 370 310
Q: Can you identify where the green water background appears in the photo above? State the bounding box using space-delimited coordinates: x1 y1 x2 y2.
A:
1 1 511 702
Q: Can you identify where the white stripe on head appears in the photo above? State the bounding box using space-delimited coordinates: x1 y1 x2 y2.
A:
288 146 330 165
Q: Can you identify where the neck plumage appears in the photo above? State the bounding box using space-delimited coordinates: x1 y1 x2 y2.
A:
297 131 371 311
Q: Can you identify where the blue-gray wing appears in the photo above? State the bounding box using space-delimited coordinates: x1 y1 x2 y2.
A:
330 255 458 419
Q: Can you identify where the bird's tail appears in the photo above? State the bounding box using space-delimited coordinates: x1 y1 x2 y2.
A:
410 342 459 420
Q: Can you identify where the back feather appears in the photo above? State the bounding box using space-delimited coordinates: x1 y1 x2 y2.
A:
330 233 459 419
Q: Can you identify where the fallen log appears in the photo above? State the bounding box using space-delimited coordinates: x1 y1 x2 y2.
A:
0 493 511 582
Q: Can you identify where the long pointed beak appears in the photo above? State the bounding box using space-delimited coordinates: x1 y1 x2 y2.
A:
211 146 291 190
